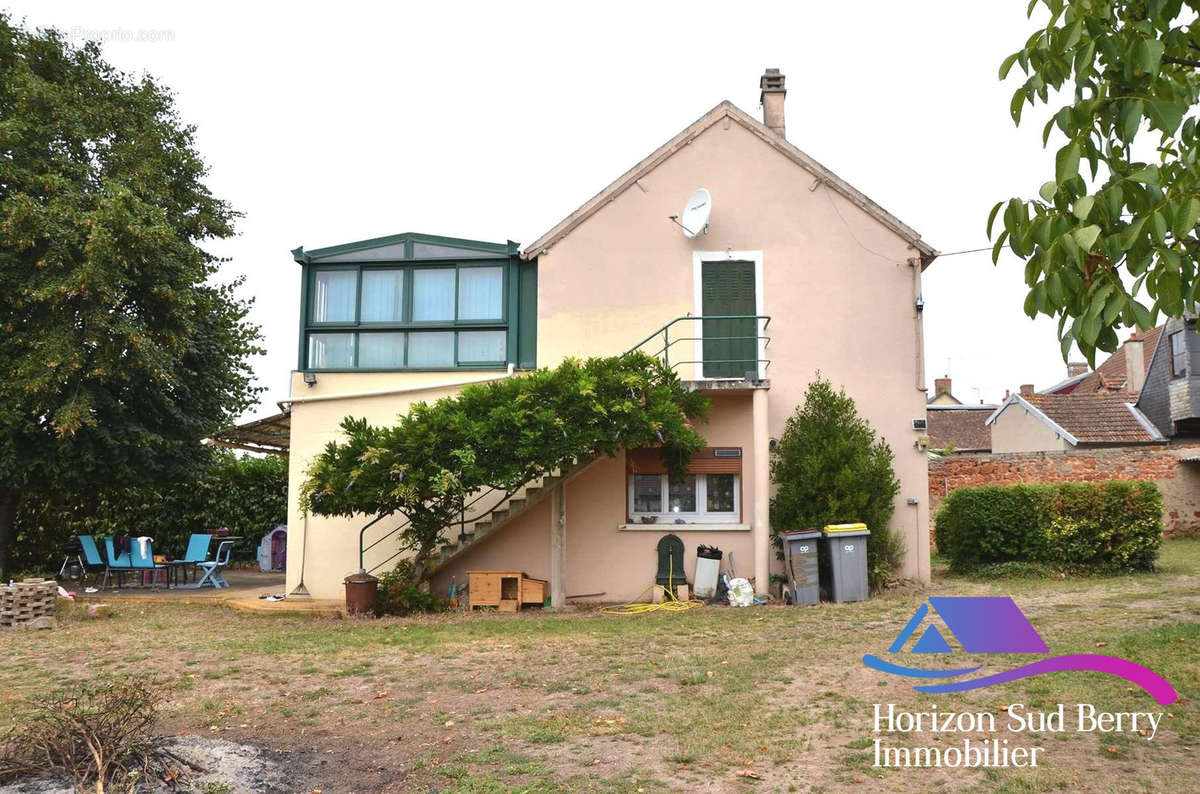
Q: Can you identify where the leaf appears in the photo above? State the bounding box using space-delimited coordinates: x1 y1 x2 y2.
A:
1072 225 1101 251
1039 181 1058 202
987 201 1005 238
1072 195 1095 220
1145 98 1185 135
999 52 1021 79
1118 99 1144 142
1056 141 1081 184
1140 37 1165 75
992 230 1010 265
1127 165 1159 185
1175 197 1200 238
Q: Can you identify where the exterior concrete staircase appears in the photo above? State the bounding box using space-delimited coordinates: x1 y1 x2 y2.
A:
431 459 592 570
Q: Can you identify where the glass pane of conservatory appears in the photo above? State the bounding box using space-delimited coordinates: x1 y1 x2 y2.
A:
358 332 406 368
457 330 506 362
412 268 456 321
308 333 355 368
408 331 455 367
360 269 405 322
458 266 504 320
311 270 356 323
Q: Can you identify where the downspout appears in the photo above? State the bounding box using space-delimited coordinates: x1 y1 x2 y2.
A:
911 257 925 394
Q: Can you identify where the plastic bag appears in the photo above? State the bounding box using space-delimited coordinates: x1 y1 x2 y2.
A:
727 577 754 607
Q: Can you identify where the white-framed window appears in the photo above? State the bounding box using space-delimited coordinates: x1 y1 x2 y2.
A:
627 473 739 523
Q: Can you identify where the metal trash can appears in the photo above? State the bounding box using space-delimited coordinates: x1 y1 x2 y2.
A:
694 545 723 599
820 523 870 603
779 529 820 605
344 571 379 616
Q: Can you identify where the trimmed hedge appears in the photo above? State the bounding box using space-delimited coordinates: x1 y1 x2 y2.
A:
935 480 1162 573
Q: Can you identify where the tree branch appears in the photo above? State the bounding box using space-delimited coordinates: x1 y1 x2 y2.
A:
1163 55 1200 68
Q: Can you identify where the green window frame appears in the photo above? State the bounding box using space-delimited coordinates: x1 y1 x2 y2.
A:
300 260 513 371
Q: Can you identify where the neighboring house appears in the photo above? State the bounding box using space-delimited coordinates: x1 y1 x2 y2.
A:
273 69 939 603
926 406 994 455
927 376 963 405
929 325 1200 536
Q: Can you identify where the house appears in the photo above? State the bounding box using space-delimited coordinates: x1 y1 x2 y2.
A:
277 69 939 603
987 330 1166 452
927 376 963 405
929 325 1200 536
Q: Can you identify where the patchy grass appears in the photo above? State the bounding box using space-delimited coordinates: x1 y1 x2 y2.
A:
0 538 1197 792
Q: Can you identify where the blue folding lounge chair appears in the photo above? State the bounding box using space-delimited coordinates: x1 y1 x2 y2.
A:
128 538 167 588
65 535 106 585
194 540 233 589
102 537 134 590
169 533 212 587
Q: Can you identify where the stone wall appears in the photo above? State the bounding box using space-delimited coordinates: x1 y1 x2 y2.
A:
928 444 1200 538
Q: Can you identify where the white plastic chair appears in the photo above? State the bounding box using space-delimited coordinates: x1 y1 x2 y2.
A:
194 540 233 589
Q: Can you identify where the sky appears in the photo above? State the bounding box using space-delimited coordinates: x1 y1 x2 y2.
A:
7 0 1109 418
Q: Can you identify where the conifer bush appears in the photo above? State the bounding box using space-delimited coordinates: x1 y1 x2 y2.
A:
770 376 902 591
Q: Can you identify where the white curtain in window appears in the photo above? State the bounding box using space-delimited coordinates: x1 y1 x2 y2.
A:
360 270 404 322
457 330 506 362
358 332 406 368
312 271 356 322
457 266 503 320
412 269 456 321
308 333 355 368
408 331 455 367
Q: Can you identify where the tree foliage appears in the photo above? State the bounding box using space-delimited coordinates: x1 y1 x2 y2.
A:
0 16 261 576
769 376 902 591
13 450 287 575
302 353 710 580
992 0 1200 363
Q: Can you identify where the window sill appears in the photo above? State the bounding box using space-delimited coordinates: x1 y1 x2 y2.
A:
618 523 750 532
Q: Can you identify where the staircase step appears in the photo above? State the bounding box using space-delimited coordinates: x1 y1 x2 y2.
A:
507 498 527 511
473 521 492 533
491 509 510 522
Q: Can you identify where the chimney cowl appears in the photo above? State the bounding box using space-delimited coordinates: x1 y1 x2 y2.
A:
759 68 786 139
1019 384 1035 397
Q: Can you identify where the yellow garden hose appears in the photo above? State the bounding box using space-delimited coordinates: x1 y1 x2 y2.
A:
601 556 703 614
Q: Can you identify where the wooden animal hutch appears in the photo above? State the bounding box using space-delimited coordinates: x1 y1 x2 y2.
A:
467 570 548 612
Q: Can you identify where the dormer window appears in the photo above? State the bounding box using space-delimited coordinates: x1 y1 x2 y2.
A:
294 233 536 372
1171 331 1187 378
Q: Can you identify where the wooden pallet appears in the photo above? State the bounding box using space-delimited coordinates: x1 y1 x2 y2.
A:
0 579 57 630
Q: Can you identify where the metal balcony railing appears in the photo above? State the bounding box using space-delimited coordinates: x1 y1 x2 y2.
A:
626 314 772 380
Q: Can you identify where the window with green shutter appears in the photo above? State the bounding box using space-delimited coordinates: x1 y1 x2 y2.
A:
701 260 757 378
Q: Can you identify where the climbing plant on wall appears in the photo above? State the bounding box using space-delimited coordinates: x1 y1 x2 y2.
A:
301 352 710 581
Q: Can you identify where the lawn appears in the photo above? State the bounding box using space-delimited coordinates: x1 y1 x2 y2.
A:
2 540 1199 793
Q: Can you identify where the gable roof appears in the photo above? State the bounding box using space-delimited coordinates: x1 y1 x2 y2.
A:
293 232 518 265
926 405 993 452
986 391 1164 445
1072 325 1164 396
521 100 938 266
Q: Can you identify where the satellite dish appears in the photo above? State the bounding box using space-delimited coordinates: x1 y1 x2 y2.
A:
680 188 711 238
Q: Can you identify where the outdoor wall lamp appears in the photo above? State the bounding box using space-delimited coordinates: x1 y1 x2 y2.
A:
303 371 317 387
915 296 925 313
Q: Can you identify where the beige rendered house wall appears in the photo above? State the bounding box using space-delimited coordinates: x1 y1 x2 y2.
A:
529 119 930 585
284 369 510 598
989 405 1070 453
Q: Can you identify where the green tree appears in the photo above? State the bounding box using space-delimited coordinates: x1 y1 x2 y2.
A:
991 0 1200 364
770 376 902 591
0 17 261 577
302 353 709 582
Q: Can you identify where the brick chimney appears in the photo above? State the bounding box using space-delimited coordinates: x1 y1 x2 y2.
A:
1019 384 1035 397
760 68 786 138
1125 337 1146 394
1067 361 1088 377
933 377 952 399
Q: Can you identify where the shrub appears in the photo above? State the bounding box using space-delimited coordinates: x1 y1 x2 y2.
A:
770 376 901 591
935 480 1163 573
376 561 443 616
0 679 179 793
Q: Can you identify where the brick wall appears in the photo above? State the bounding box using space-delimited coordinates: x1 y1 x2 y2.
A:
929 444 1200 538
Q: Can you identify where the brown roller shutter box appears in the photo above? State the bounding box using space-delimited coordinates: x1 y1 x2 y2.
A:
626 447 742 475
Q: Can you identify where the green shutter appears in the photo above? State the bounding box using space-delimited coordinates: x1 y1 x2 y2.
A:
701 261 756 378
517 259 538 369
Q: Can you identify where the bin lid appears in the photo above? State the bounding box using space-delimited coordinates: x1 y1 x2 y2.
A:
780 529 820 540
344 572 379 584
823 522 868 535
